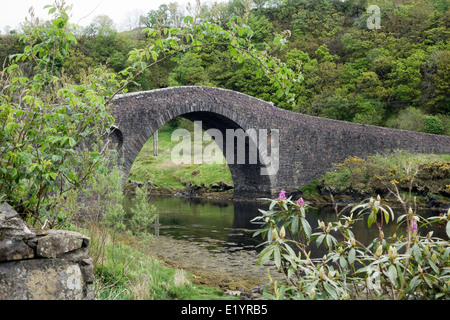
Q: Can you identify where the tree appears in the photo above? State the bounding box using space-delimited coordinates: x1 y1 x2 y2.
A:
168 52 209 86
0 1 299 226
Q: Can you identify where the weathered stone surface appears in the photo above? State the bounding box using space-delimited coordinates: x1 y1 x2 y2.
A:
0 259 85 300
0 203 35 240
0 239 35 262
36 230 90 259
111 86 450 198
0 205 95 300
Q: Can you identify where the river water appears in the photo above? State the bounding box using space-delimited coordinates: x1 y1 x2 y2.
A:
127 195 446 291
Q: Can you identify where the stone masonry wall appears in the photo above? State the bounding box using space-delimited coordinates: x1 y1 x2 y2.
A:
0 203 95 300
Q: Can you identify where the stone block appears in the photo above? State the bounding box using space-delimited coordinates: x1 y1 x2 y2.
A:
0 239 35 262
36 230 90 259
0 259 85 300
0 203 35 241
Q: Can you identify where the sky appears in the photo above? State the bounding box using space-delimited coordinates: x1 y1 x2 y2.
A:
0 0 189 33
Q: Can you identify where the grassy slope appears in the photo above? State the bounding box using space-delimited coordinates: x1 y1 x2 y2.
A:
128 118 233 192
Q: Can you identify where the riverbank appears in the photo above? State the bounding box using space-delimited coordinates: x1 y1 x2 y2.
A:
299 151 450 211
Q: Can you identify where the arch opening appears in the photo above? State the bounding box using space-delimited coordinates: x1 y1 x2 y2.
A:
123 111 275 199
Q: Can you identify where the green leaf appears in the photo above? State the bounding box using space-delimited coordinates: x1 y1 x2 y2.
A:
291 215 299 235
348 248 356 264
368 211 376 228
388 265 397 285
428 259 440 274
257 245 274 265
301 217 312 239
339 256 347 268
316 234 325 247
323 282 338 300
68 138 76 148
273 246 281 269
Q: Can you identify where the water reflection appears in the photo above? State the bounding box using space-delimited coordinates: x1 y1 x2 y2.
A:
129 196 446 258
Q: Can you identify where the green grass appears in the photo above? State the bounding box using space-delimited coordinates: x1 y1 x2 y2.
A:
82 224 238 300
128 118 233 191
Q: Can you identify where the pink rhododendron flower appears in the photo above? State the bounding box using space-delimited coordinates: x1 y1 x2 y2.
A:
411 219 418 232
278 190 286 201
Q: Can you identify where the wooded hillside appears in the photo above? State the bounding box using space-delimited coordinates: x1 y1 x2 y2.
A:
1 0 448 134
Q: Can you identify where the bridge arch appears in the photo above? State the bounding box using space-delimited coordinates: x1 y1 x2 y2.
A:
111 87 279 199
111 86 450 199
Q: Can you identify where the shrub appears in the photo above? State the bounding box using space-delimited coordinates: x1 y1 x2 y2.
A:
253 188 450 300
424 116 444 135
386 107 426 132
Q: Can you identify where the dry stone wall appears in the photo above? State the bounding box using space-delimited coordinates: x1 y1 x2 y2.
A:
0 203 95 300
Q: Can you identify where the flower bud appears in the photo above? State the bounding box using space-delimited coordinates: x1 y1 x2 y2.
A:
369 197 374 208
279 226 286 239
377 194 381 202
350 237 356 247
271 228 278 241
389 245 397 260
319 266 325 280
418 265 423 274
408 207 414 216
375 244 383 258
326 222 332 233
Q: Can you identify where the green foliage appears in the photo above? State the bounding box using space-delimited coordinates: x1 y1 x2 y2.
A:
0 2 119 227
253 191 450 300
4 0 447 133
424 115 445 135
127 186 157 237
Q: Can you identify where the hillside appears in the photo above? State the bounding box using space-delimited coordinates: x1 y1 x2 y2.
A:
1 0 448 135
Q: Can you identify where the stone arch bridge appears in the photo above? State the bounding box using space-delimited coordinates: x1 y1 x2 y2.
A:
111 86 450 199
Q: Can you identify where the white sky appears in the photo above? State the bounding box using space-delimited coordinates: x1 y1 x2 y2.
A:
0 0 192 33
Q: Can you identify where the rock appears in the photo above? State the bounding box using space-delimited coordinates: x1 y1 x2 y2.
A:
0 204 95 300
0 259 85 300
0 203 35 241
0 239 35 262
36 230 90 259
